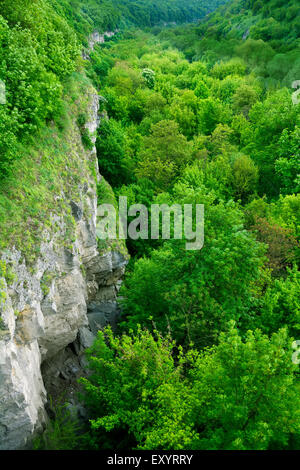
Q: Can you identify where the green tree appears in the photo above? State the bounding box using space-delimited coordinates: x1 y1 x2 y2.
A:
96 119 128 187
232 84 259 116
274 127 300 195
121 197 266 347
231 153 258 202
258 267 300 336
136 120 192 190
79 324 300 450
188 325 300 450
79 326 189 450
197 97 232 135
142 68 155 89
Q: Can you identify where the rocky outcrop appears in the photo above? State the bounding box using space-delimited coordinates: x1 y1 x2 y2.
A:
0 93 127 449
82 30 118 60
89 30 117 50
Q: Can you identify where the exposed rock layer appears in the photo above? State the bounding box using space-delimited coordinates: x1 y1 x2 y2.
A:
0 93 127 449
82 30 118 60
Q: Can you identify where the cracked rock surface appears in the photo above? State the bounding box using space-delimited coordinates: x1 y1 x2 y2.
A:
0 93 127 450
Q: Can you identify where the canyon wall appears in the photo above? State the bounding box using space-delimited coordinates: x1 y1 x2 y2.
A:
0 91 127 449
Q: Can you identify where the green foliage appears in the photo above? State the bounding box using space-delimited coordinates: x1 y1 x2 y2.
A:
121 198 266 347
142 68 155 89
33 398 83 450
77 113 94 150
0 0 226 177
258 267 300 337
0 260 8 308
197 97 232 135
80 325 300 450
0 0 80 176
52 0 228 42
0 260 15 285
0 74 97 263
211 58 246 80
232 83 259 116
187 324 300 450
79 326 183 449
231 153 258 201
90 26 299 360
1 0 299 452
96 118 129 187
274 127 300 195
160 0 299 86
136 120 193 190
250 217 299 276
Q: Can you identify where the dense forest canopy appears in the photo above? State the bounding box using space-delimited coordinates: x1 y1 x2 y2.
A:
0 0 228 178
79 0 300 450
157 0 300 86
0 0 299 451
50 0 229 41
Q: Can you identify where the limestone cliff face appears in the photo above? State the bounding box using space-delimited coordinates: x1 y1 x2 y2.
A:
0 93 127 449
82 30 118 60
88 30 117 49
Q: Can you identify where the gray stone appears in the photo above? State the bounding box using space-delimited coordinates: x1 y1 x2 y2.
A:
70 201 83 221
78 326 95 349
0 91 127 450
87 301 121 335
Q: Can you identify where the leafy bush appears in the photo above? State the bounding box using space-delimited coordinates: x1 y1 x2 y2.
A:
79 324 300 450
32 399 83 451
0 0 79 176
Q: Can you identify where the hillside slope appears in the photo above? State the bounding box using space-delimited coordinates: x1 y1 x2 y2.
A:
158 0 300 86
0 0 299 451
51 0 229 40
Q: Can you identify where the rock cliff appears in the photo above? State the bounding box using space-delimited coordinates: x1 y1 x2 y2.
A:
82 30 118 60
0 90 127 449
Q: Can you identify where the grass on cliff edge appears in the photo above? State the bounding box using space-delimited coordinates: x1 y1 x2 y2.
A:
0 72 97 266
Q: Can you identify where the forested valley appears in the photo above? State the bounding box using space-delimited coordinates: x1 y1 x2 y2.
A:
0 0 299 451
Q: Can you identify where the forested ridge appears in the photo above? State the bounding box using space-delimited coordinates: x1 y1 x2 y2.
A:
0 0 227 179
158 0 300 86
51 0 228 39
0 0 299 451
